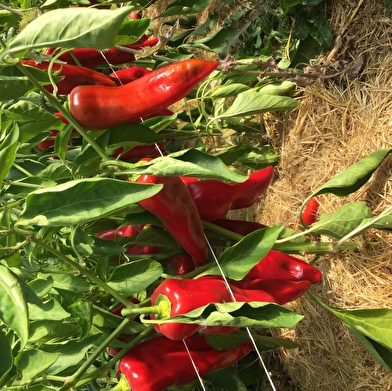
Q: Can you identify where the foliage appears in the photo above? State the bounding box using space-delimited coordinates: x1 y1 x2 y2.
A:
0 1 391 390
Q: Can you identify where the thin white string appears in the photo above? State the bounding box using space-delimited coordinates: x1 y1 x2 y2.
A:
206 238 277 391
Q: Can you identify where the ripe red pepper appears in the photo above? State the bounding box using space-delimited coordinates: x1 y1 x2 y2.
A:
241 249 323 284
96 224 160 255
147 276 237 339
22 60 115 95
108 66 152 85
69 59 218 129
167 254 196 276
117 334 254 391
211 218 267 235
300 196 320 226
110 142 165 161
135 174 208 267
43 36 157 68
186 166 274 221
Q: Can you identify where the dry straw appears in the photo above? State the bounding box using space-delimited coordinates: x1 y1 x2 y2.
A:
258 0 392 389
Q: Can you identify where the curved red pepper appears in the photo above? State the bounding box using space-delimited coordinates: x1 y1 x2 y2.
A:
22 60 115 95
43 36 157 68
150 276 236 340
300 196 320 226
117 335 253 391
211 218 267 235
167 254 196 276
109 66 152 85
69 59 218 129
187 166 274 221
96 224 160 255
241 249 323 284
135 174 208 267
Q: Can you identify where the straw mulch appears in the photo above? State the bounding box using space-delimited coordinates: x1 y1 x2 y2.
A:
257 0 392 389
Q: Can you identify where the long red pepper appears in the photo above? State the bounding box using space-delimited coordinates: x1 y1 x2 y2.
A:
186 166 274 221
300 196 320 226
69 59 218 129
117 335 254 391
135 174 208 267
109 66 152 85
167 254 196 275
43 36 158 68
22 60 115 95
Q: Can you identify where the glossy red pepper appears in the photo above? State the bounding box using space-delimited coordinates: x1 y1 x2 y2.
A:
96 224 160 255
69 59 218 129
300 196 320 226
109 66 152 85
149 276 237 339
241 249 323 284
43 36 157 68
135 174 208 267
22 60 115 95
186 166 274 221
167 254 196 276
110 142 165 161
211 218 267 235
117 334 254 391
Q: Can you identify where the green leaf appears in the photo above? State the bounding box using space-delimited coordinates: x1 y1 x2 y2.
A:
38 272 90 293
2 101 63 143
206 83 249 98
0 328 13 386
120 148 247 182
15 349 58 383
369 213 392 232
257 81 296 95
16 178 162 227
200 225 284 279
0 122 19 186
28 320 63 343
3 7 133 59
107 259 163 295
152 302 303 329
67 300 92 340
27 277 54 297
309 202 373 239
0 265 29 348
0 76 34 100
115 18 151 46
71 226 125 256
29 298 70 321
309 291 392 370
158 0 214 17
313 148 392 197
204 367 247 391
213 91 299 120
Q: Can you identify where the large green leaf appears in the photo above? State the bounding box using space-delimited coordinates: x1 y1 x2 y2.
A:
309 291 392 370
313 148 392 197
117 148 248 182
309 202 373 239
148 302 303 329
158 0 214 17
0 328 13 386
213 91 299 120
107 259 163 295
0 122 19 186
2 7 133 59
0 265 29 348
16 178 162 227
199 225 284 280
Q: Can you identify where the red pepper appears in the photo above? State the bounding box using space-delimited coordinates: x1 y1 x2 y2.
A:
110 142 165 161
186 166 274 221
241 249 323 284
167 254 196 275
230 279 312 304
22 60 115 95
135 174 208 267
69 59 218 129
300 196 320 226
117 334 254 391
96 224 160 255
211 218 267 235
43 36 157 68
108 66 152 85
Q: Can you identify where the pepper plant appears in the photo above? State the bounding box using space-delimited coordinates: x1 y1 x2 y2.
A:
0 1 391 390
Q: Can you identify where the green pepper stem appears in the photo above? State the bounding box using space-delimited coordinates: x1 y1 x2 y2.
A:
121 294 170 318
